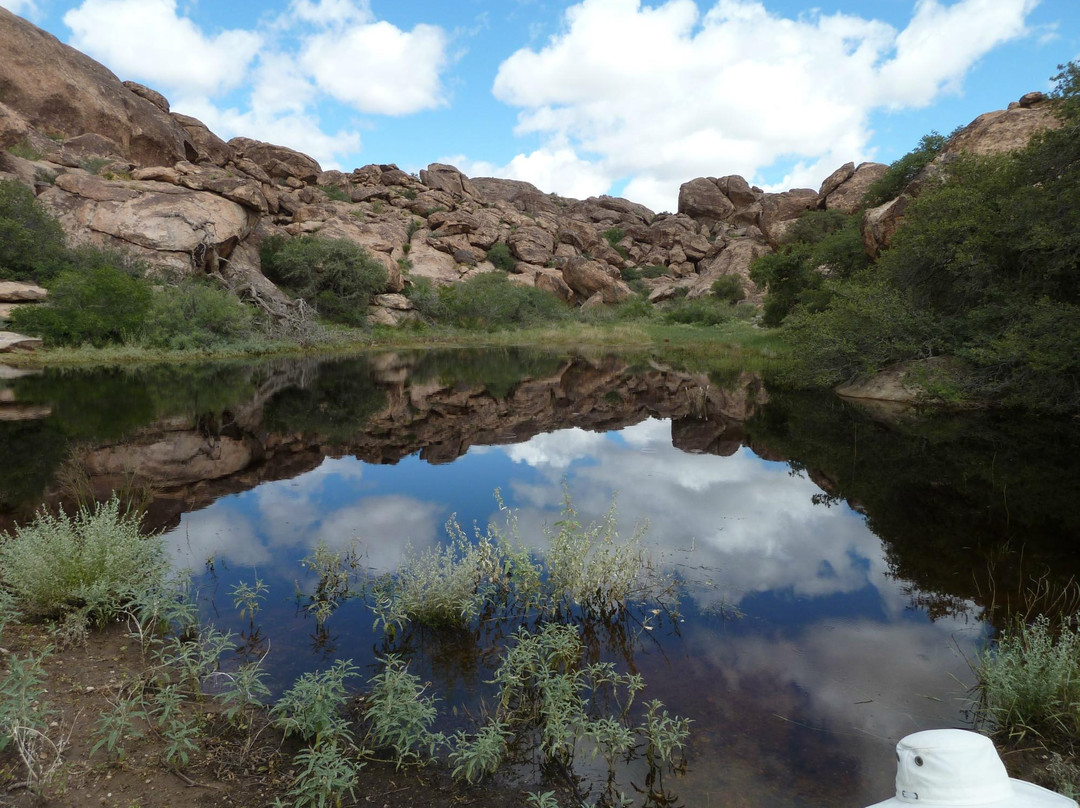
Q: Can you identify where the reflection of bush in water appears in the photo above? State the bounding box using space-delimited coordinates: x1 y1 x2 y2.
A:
410 348 564 400
0 419 69 511
263 359 388 442
745 390 1080 619
10 363 263 442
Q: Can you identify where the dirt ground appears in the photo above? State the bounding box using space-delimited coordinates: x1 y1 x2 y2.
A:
0 622 574 808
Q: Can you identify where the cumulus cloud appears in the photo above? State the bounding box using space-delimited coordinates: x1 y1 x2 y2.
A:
0 0 39 18
64 0 262 97
59 0 450 170
300 20 450 115
488 0 1036 210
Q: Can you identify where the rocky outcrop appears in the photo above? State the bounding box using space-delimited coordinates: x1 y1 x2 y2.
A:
821 162 887 214
861 93 1060 258
0 7 195 167
39 171 257 274
0 7 1065 323
940 93 1059 159
0 331 42 352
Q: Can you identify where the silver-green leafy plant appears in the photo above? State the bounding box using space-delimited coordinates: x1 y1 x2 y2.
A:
280 739 361 808
0 496 168 626
447 720 512 784
975 613 1080 740
298 541 364 627
89 686 148 763
231 577 268 622
362 654 445 767
271 659 359 746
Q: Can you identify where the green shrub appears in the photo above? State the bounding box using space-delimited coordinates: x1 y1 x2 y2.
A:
428 272 568 330
141 279 255 349
0 179 69 283
782 272 943 386
863 131 950 207
0 496 167 625
710 274 745 304
6 141 43 161
271 659 359 745
321 185 350 203
10 264 153 346
260 235 388 326
749 209 869 326
660 295 741 326
362 655 445 766
975 615 1080 741
602 227 625 248
485 241 516 272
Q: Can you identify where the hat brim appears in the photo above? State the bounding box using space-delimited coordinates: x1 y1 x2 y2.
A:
866 779 1078 808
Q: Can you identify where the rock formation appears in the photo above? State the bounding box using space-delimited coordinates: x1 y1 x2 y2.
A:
0 8 1065 326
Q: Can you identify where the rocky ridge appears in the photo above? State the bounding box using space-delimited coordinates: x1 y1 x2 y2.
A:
0 7 1062 327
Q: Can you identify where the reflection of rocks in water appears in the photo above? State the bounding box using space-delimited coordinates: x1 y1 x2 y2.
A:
27 353 766 533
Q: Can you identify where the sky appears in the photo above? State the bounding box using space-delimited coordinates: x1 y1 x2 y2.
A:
3 0 1078 211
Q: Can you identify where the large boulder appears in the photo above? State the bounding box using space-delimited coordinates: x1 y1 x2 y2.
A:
822 162 887 213
861 194 910 259
940 97 1060 159
678 177 736 222
508 226 555 265
419 163 478 198
687 240 768 301
0 7 194 166
171 113 233 167
227 137 321 184
40 172 257 274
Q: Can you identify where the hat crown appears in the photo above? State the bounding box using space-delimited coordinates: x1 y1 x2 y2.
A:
894 730 1013 805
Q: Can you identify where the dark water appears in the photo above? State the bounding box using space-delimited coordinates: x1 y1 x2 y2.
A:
2 350 1078 808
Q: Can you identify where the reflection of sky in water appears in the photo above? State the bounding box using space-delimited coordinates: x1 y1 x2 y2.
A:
164 418 986 808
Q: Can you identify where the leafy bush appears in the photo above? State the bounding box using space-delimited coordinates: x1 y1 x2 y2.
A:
260 235 388 326
362 655 445 766
863 130 949 208
485 241 516 272
975 615 1080 741
782 272 943 386
0 496 167 625
660 295 742 326
0 179 68 283
271 659 359 745
9 264 152 346
750 208 869 326
602 227 625 248
321 185 350 202
710 274 745 304
422 272 568 330
142 279 255 349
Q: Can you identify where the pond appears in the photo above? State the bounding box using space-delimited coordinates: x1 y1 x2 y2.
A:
2 349 1078 808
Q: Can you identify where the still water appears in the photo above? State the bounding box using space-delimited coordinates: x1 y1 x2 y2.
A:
2 349 1078 807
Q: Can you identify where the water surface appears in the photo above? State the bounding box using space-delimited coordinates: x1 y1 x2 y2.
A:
2 349 1077 807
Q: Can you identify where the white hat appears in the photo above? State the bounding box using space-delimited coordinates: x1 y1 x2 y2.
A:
866 730 1077 808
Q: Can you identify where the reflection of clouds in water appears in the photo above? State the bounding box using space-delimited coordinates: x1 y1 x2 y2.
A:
315 496 441 572
686 615 981 739
166 505 267 570
165 455 440 576
493 427 609 470
663 613 984 808
496 420 891 608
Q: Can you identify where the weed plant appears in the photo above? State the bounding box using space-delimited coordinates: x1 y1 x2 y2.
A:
0 496 167 625
363 654 445 766
271 659 359 746
975 614 1080 742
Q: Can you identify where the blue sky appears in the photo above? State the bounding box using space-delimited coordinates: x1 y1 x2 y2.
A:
3 0 1078 210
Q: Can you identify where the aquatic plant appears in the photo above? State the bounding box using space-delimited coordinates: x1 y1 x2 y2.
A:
975 614 1080 741
0 496 167 626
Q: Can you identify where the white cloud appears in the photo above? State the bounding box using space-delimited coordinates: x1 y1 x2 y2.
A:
63 0 262 97
444 145 617 200
486 0 1037 211
0 0 39 18
289 0 372 27
300 20 450 115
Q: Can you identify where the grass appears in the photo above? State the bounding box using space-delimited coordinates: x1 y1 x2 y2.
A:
2 317 791 373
